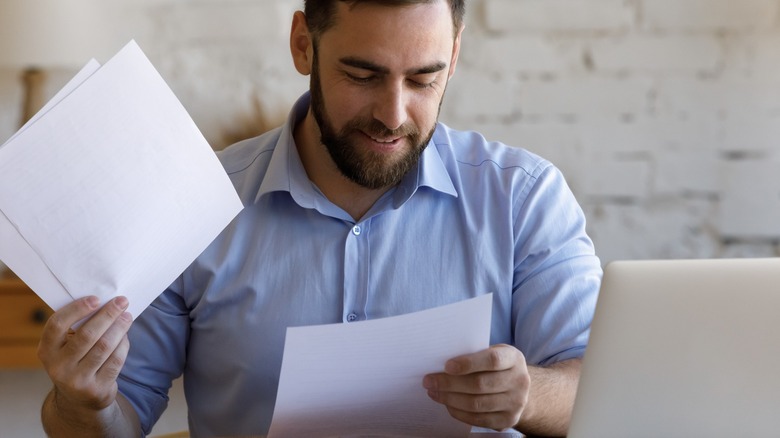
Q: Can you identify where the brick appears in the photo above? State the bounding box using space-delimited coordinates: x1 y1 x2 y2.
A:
654 145 720 195
582 199 720 263
483 0 635 33
577 115 724 194
642 0 778 32
590 35 722 73
445 68 518 119
747 36 780 79
579 118 663 155
460 36 583 75
718 161 780 238
721 113 780 153
655 77 780 116
578 160 650 198
154 3 289 45
590 114 720 153
520 76 652 117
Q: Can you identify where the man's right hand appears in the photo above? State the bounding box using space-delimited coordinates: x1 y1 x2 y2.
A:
38 295 139 437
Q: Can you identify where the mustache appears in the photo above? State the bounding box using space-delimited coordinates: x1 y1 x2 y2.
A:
343 117 419 139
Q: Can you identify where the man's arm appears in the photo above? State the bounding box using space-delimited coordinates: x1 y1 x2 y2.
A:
38 295 142 437
41 390 141 438
423 344 581 437
520 357 581 437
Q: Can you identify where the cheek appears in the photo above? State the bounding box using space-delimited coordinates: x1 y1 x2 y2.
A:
324 88 368 127
409 95 441 129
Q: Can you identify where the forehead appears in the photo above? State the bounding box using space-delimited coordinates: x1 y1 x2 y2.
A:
316 1 455 68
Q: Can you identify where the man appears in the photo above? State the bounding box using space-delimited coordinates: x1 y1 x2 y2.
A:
39 0 601 436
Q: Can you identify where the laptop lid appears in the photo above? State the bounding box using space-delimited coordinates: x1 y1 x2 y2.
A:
568 258 780 438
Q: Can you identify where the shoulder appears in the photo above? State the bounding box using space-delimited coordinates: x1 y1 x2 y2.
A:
216 127 282 176
215 127 283 200
431 123 559 192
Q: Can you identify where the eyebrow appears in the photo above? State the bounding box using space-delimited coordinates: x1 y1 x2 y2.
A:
339 56 447 76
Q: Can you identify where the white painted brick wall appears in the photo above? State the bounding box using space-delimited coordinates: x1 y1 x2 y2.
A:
642 0 779 32
519 76 652 117
483 0 635 33
2 0 780 267
460 36 583 75
590 36 722 73
446 69 517 118
719 161 780 238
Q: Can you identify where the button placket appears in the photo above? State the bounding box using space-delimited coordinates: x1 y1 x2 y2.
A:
343 220 370 323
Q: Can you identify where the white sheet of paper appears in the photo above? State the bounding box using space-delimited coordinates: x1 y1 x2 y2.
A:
0 59 102 312
0 40 243 320
268 294 493 438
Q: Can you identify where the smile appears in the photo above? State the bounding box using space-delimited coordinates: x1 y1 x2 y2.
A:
369 135 401 144
359 131 404 149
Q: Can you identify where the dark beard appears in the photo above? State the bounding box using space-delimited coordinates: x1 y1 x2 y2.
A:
309 49 437 190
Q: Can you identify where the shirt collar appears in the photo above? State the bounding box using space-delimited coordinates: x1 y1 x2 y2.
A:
255 92 458 209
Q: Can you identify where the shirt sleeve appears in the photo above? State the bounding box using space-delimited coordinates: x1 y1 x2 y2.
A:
511 162 602 366
118 282 190 435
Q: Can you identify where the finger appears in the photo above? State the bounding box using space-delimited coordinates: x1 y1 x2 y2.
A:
444 404 521 432
427 388 510 414
62 296 130 361
425 369 512 395
96 334 130 386
444 344 521 375
79 310 133 374
38 296 101 362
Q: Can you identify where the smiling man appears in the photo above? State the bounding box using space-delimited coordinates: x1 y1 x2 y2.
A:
39 1 602 437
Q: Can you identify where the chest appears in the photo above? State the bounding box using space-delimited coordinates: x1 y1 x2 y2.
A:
197 196 513 319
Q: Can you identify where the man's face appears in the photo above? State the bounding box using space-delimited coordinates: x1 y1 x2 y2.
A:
308 1 459 190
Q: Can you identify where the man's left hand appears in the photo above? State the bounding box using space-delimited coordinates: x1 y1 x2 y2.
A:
423 344 530 431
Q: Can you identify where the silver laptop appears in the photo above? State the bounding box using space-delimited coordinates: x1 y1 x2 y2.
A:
568 258 780 438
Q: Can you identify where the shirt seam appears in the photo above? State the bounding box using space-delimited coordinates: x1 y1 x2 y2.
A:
225 147 275 176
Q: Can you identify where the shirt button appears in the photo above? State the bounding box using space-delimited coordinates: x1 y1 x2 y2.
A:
352 225 362 236
347 313 358 322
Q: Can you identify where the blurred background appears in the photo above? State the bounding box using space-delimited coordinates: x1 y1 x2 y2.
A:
1 0 779 436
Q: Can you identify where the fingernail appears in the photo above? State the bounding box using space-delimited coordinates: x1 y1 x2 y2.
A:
423 375 435 390
445 361 460 374
86 296 100 308
115 296 129 310
120 311 133 322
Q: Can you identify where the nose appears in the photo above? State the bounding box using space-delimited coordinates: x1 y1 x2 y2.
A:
372 81 408 131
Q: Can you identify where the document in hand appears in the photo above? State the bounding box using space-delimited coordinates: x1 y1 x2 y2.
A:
268 294 493 438
0 40 243 320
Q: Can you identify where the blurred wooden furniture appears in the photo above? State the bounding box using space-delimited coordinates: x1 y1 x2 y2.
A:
0 270 52 368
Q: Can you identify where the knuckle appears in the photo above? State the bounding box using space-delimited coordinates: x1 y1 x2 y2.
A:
488 348 504 368
473 374 491 392
103 353 126 373
92 337 112 356
48 366 69 387
45 313 69 334
77 325 99 343
469 396 491 412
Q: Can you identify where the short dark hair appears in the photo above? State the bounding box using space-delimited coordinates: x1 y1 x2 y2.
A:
303 0 465 40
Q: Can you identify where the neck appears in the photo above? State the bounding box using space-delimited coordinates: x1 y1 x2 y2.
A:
294 109 391 221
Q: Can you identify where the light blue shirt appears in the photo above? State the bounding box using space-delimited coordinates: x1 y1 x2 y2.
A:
119 93 602 436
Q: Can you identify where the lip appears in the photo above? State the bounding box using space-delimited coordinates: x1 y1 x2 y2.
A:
359 131 404 152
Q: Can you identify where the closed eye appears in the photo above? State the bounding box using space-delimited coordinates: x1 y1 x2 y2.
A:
408 78 436 89
345 72 377 84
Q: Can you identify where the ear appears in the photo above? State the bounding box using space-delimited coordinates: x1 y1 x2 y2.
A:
290 10 314 75
447 25 464 80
